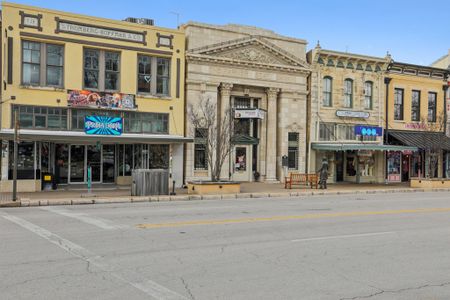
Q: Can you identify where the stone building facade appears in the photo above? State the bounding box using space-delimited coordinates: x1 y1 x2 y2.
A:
182 22 310 183
307 44 392 183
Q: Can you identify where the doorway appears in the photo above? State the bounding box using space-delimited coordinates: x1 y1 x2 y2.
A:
402 154 410 182
335 152 344 182
233 145 252 181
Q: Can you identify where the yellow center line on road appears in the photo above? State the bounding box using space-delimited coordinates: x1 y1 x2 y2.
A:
135 207 450 229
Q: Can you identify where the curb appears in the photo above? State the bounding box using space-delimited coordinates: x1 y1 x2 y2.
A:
2 187 450 208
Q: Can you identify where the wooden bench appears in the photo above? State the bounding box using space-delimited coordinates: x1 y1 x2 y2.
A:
284 173 318 189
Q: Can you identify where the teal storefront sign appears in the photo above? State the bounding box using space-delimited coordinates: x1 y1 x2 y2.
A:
84 116 123 135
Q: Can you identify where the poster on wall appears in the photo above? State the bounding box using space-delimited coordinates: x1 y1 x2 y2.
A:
67 90 136 110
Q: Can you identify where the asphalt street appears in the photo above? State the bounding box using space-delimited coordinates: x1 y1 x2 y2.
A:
1 191 450 300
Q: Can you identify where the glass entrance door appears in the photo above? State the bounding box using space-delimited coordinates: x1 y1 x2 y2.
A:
102 145 115 183
70 145 85 183
87 145 101 183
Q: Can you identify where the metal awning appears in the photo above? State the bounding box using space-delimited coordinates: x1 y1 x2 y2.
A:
232 134 259 145
311 143 418 152
0 129 193 144
388 130 450 151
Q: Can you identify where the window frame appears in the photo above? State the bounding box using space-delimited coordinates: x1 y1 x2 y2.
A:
21 40 65 88
287 132 299 170
428 92 437 123
136 54 171 96
364 81 373 110
394 88 404 121
194 128 208 170
12 105 68 130
411 90 421 122
83 48 121 92
322 76 333 107
343 79 353 108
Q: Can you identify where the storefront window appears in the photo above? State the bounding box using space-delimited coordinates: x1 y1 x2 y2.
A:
13 105 67 130
235 147 247 171
118 144 133 176
358 151 375 177
9 141 35 179
387 151 401 182
149 145 169 169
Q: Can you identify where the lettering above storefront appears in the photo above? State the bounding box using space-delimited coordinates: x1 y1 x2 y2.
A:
84 116 123 135
67 90 136 110
336 110 370 119
234 109 265 119
355 126 382 137
404 123 426 130
56 18 146 44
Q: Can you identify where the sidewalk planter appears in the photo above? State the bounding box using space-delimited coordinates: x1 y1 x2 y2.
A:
187 181 240 195
410 178 450 188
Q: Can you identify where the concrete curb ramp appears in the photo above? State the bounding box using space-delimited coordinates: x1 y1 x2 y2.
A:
1 188 449 208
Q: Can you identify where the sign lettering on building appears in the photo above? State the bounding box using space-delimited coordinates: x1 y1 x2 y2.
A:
336 110 370 119
57 19 146 44
404 123 426 130
84 116 123 135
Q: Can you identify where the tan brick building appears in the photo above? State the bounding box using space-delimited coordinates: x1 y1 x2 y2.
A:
182 22 310 183
307 44 397 183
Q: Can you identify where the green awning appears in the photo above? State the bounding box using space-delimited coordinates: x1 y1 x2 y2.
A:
232 134 259 145
311 143 418 152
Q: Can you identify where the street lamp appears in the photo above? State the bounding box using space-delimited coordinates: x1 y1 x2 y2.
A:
0 96 17 201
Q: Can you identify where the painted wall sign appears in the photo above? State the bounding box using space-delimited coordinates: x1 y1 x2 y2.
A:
355 126 382 137
67 90 136 110
336 110 370 119
56 18 146 44
157 33 174 49
84 116 123 135
234 109 265 119
404 123 426 130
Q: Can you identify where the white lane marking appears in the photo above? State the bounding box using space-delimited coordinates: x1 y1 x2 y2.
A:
291 231 396 243
2 213 187 300
41 206 128 230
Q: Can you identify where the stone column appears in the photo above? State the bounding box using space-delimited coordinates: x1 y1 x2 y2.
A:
265 87 279 182
219 83 233 180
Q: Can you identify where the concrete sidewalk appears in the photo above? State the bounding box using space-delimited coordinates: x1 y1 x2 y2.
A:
1 182 449 207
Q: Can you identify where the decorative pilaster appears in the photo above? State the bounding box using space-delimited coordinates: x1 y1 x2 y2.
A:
219 83 233 180
265 87 279 182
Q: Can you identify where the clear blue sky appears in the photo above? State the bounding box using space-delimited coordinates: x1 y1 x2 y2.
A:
7 0 449 65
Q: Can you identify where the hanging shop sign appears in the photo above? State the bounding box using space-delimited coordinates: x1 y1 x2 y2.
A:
354 126 382 137
67 90 136 110
234 109 265 119
336 110 370 119
84 116 123 136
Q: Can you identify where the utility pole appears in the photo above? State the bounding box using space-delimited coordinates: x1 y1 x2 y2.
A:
12 106 18 201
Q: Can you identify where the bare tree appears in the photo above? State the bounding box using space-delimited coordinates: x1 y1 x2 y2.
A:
188 96 235 182
419 112 446 178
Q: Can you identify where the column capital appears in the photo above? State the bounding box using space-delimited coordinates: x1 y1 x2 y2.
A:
266 87 280 99
220 82 233 96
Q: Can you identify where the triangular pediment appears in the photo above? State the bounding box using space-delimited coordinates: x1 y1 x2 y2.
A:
189 36 309 70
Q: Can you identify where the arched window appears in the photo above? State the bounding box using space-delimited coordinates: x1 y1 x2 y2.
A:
322 76 332 107
344 79 353 108
364 81 373 110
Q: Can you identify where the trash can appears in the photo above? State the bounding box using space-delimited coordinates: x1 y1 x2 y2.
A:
41 173 57 191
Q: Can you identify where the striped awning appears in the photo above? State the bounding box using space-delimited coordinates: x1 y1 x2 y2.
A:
388 130 450 151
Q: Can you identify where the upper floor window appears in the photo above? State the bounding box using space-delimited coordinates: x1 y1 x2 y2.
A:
84 48 120 91
344 79 353 108
364 81 373 110
394 88 404 121
137 55 170 96
428 92 437 122
319 123 335 141
22 41 64 87
13 105 68 130
411 90 421 122
322 76 332 107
